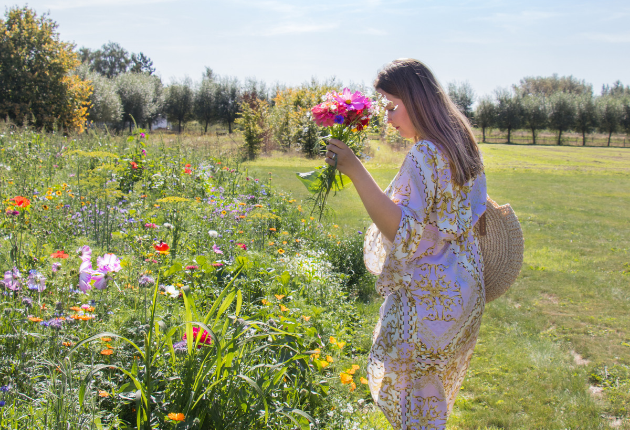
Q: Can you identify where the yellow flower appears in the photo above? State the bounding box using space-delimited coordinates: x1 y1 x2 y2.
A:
268 241 275 246
98 390 109 398
360 377 368 384
326 355 333 363
280 305 289 312
329 336 337 345
221 210 227 215
274 294 285 300
302 315 311 321
333 225 338 228
282 241 287 245
55 190 62 196
337 341 346 349
309 217 314 221
320 360 330 368
261 299 270 305
277 249 285 255
350 381 357 391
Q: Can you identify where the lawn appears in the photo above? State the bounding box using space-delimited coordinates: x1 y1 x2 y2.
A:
245 142 630 429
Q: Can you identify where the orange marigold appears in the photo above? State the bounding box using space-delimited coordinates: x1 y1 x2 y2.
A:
98 390 109 398
100 349 114 356
28 317 43 322
167 413 185 421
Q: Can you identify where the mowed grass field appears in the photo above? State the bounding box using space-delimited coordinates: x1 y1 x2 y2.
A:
244 143 630 429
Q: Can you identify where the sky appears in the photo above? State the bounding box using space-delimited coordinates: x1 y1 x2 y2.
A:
11 0 630 97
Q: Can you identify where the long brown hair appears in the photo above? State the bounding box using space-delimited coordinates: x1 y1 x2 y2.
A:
374 58 484 186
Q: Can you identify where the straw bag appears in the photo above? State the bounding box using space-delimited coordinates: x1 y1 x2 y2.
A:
476 196 524 303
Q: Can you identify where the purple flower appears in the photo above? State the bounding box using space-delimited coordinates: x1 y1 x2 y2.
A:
90 271 108 290
46 318 64 329
22 297 33 308
27 270 46 292
97 254 121 273
51 262 62 273
334 115 345 124
140 133 146 138
2 268 21 291
212 244 223 255
138 275 155 287
0 385 11 393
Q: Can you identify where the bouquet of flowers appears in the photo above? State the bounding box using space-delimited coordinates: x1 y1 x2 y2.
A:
297 88 382 220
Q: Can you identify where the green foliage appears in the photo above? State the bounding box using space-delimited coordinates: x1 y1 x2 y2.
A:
516 73 593 97
521 94 548 145
193 78 217 133
473 95 496 142
0 6 92 131
215 77 242 133
447 81 476 120
165 78 194 133
597 96 623 146
548 92 577 145
235 97 270 160
494 89 523 143
574 94 598 146
115 72 163 132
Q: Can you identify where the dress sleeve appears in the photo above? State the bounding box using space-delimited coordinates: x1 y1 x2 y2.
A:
363 142 439 297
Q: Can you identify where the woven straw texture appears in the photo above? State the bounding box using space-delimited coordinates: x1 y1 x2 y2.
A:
478 197 524 303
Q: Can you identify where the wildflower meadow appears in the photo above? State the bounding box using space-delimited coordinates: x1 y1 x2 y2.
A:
0 124 377 429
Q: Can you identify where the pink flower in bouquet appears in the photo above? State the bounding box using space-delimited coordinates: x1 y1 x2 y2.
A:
333 88 371 111
311 100 347 127
97 253 122 273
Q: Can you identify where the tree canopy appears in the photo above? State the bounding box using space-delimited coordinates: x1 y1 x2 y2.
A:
0 6 91 131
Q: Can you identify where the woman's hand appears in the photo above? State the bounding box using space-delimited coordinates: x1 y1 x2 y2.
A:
324 138 363 180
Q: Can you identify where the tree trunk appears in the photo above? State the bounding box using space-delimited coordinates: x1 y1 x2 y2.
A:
129 121 132 133
204 120 208 133
228 121 233 133
531 127 536 145
582 130 586 146
557 130 563 145
482 127 486 142
178 119 182 133
507 127 511 144
608 131 612 146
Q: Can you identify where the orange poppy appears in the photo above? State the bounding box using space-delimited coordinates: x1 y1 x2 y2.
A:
100 349 114 356
101 337 112 342
69 306 81 312
360 377 368 385
51 250 69 259
13 196 31 207
302 315 311 321
98 390 109 398
28 317 43 322
340 373 353 384
274 294 285 300
280 305 289 312
62 341 74 347
153 241 170 255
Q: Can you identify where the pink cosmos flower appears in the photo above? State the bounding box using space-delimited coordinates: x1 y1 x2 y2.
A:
51 262 62 272
97 254 122 273
77 245 92 262
78 260 93 293
145 223 158 229
333 88 371 111
212 244 223 255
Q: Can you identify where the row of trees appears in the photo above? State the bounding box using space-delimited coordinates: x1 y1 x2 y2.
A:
447 76 630 146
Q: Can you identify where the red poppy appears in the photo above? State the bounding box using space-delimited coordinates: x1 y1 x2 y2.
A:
185 164 191 168
236 243 247 250
184 168 192 174
13 196 31 208
131 161 138 169
51 250 69 259
153 241 170 254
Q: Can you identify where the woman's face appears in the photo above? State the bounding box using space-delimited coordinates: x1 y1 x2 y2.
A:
377 89 417 140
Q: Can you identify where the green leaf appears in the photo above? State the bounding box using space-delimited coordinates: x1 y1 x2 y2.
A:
164 261 183 277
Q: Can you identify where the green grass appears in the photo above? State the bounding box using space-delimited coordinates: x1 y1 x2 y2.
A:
245 142 630 429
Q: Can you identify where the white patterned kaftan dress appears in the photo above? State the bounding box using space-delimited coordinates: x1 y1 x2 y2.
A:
364 140 486 430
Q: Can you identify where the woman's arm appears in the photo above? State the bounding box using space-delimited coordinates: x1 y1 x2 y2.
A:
325 139 401 242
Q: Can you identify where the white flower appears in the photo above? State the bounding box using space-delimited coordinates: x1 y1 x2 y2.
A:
164 285 179 298
208 230 218 238
163 223 174 229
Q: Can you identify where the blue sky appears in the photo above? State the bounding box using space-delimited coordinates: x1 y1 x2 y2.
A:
15 0 630 96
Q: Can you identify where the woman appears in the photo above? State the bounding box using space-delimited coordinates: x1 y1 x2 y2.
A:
325 58 486 429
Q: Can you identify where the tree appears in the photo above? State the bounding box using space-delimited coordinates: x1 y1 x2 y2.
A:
474 96 495 142
215 77 241 133
194 78 216 133
447 81 475 120
90 42 131 78
165 77 194 133
494 89 522 143
116 72 161 132
75 64 122 124
130 52 155 75
622 98 630 135
0 6 91 131
235 97 269 160
574 95 598 146
597 96 623 146
601 80 630 98
548 92 577 145
516 74 592 97
521 95 548 145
